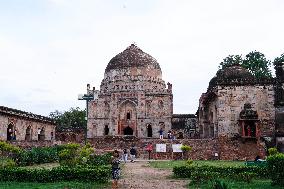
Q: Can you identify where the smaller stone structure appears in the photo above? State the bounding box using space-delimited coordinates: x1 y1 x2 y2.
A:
171 114 197 139
0 106 56 141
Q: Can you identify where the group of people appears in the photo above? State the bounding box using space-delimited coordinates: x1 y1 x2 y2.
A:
111 146 137 189
158 128 176 140
122 146 137 163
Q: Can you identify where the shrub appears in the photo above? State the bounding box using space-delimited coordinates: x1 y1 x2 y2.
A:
0 157 16 168
173 165 268 180
0 166 110 183
0 141 22 156
180 145 192 152
211 180 230 189
268 147 278 156
16 146 59 166
267 153 284 186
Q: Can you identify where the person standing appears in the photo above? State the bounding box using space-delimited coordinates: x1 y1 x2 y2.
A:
130 146 137 162
159 128 164 139
122 148 128 163
111 150 120 189
146 143 153 160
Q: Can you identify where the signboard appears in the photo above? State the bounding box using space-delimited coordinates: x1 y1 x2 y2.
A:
156 144 166 152
172 144 183 152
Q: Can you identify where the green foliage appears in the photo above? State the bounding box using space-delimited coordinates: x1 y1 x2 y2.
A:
268 147 278 156
242 51 272 78
186 159 193 166
0 157 16 168
0 166 110 183
180 145 191 152
211 180 230 189
0 141 22 155
267 153 284 186
17 146 59 166
273 53 284 65
49 107 86 131
219 55 243 69
173 165 268 181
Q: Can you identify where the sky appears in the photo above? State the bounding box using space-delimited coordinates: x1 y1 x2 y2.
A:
0 0 284 117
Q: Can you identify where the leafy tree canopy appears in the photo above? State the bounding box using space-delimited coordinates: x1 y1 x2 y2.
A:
49 107 86 131
274 53 284 65
219 51 273 78
242 51 272 78
219 55 243 69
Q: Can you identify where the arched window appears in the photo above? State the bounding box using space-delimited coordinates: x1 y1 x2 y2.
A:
127 112 131 120
7 123 14 141
25 126 32 141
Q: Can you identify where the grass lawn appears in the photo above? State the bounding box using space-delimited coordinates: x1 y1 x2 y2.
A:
149 160 246 169
0 181 110 189
189 179 283 189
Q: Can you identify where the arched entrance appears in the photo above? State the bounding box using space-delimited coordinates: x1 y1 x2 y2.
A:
239 103 259 138
118 100 137 136
147 124 152 137
124 126 133 135
7 123 14 141
38 128 45 141
104 125 109 136
25 126 32 141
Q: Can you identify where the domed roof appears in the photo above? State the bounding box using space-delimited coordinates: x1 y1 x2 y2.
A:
105 44 161 72
216 64 254 80
207 64 255 90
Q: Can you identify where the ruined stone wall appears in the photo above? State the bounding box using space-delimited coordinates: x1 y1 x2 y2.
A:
89 136 266 160
0 114 56 141
217 85 275 137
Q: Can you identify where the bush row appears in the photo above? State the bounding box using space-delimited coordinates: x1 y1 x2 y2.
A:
173 165 268 182
16 146 59 166
267 153 284 186
0 166 110 183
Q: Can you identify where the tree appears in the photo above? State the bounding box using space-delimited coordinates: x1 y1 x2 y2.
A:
273 53 284 65
49 107 86 131
219 55 243 69
242 51 272 78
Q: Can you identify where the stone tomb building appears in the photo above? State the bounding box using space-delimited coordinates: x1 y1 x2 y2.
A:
0 106 56 141
198 62 284 151
87 44 174 138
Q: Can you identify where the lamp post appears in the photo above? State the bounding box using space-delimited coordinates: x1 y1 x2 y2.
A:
78 84 94 145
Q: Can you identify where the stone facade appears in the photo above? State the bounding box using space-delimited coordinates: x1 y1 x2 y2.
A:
171 114 197 138
0 106 56 141
87 44 173 138
198 64 276 140
275 61 284 152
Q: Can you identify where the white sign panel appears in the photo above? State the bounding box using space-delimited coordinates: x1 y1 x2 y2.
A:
156 144 166 152
172 144 183 152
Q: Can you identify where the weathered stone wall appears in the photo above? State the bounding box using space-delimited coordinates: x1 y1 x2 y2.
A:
217 85 275 137
171 114 197 138
89 136 266 160
0 114 56 141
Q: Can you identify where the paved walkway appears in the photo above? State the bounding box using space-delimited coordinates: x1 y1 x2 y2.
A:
119 160 188 189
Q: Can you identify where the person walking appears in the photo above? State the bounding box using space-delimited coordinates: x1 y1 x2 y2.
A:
111 150 121 189
130 146 137 162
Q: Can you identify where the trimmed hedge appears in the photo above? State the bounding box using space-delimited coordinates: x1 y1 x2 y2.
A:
267 153 284 186
173 165 268 180
0 165 110 183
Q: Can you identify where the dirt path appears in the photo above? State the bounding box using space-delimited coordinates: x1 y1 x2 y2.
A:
119 161 188 189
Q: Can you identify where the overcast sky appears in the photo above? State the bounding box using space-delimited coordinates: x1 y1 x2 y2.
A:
0 0 284 116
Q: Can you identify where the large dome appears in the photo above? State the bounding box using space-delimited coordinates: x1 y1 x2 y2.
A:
216 64 254 80
105 44 161 73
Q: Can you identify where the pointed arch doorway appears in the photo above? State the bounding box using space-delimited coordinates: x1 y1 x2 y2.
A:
118 100 137 136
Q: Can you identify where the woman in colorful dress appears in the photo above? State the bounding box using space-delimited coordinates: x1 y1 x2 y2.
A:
111 150 120 189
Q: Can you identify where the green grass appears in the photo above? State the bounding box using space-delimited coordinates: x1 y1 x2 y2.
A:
149 160 246 169
189 179 283 189
0 181 110 189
